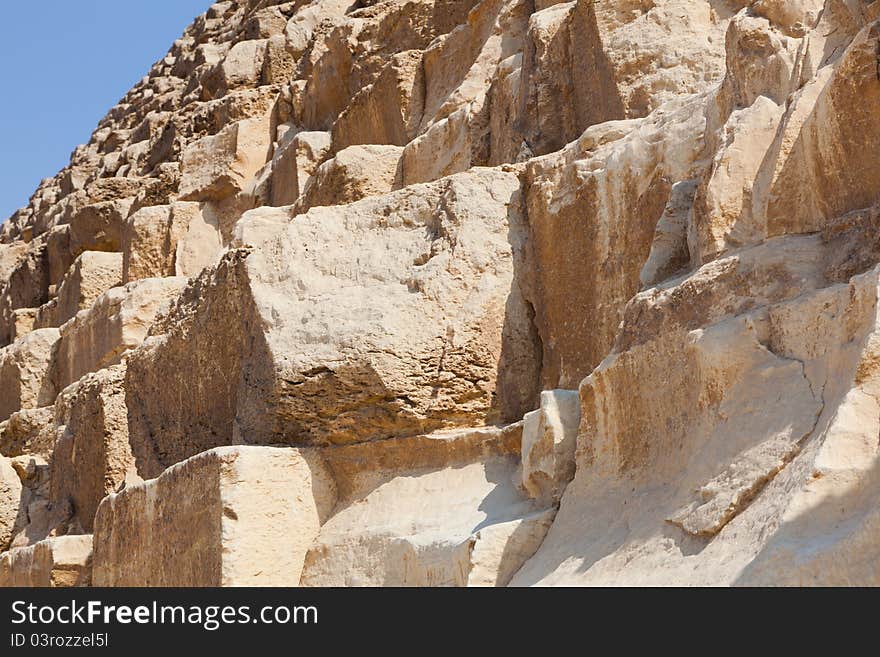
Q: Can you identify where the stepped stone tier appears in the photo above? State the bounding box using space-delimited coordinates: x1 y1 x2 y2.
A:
2 0 880 586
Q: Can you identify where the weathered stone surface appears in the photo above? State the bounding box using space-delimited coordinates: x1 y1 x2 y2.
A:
0 240 50 346
400 0 530 184
122 203 222 282
0 243 27 282
203 39 267 98
512 242 880 586
0 329 59 422
297 0 477 131
126 168 540 474
330 50 425 151
520 389 579 503
518 0 734 156
121 206 175 282
53 277 187 391
0 456 24 552
51 365 136 532
294 144 403 212
0 535 92 587
302 423 553 586
7 0 880 589
269 130 331 206
49 251 123 328
92 446 335 586
0 407 56 459
525 98 705 388
178 116 273 201
67 198 133 256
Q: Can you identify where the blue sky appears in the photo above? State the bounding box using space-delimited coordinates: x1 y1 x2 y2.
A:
0 1 210 220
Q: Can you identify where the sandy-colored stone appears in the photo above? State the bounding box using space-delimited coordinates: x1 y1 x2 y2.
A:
122 203 222 282
92 446 335 586
0 240 50 346
51 251 123 328
7 0 880 589
178 116 273 202
525 98 705 388
67 198 133 257
0 329 60 422
0 456 24 552
54 277 187 391
51 365 137 532
269 130 332 206
0 535 92 587
0 407 56 459
331 50 425 151
294 144 403 212
202 39 268 98
302 424 554 586
126 168 540 474
521 389 579 503
513 242 880 586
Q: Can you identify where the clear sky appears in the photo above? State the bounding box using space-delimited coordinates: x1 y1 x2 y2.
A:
0 1 211 221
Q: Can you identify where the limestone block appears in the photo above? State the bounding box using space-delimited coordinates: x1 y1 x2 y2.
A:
261 34 296 85
0 456 24 551
53 251 123 328
525 97 703 388
521 389 580 503
0 407 56 459
330 50 425 151
400 0 528 184
92 446 336 587
126 168 540 472
243 6 288 40
178 116 273 202
67 198 133 255
203 39 267 97
121 205 174 282
511 243 880 586
9 308 37 342
0 328 60 422
295 144 402 212
269 130 331 206
400 107 473 186
0 240 50 345
753 0 824 36
752 22 880 240
0 242 27 283
0 535 92 587
519 1 623 156
122 203 222 282
51 365 136 532
301 424 554 586
171 202 224 278
639 180 696 288
296 3 413 130
54 277 187 391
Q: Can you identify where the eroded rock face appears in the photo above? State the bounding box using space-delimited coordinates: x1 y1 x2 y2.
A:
92 446 335 586
0 535 92 587
302 424 554 586
126 167 540 475
5 0 880 587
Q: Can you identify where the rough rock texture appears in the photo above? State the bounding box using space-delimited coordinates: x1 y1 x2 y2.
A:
51 365 136 532
125 167 540 476
0 456 24 551
0 329 59 422
302 423 554 586
0 535 92 587
92 446 335 586
53 277 187 391
5 0 880 587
